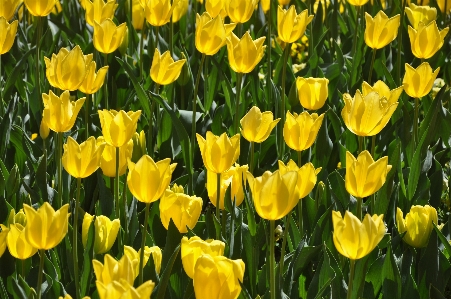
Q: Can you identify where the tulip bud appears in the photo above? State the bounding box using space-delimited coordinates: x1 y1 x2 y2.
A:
150 49 186 85
225 0 258 23
85 0 118 27
405 4 437 29
0 17 18 55
364 11 400 49
278 160 321 199
0 224 8 257
40 120 50 140
226 31 266 74
240 106 280 143
407 21 449 59
6 223 38 260
396 205 438 248
277 6 313 44
402 62 439 99
283 111 324 152
296 77 329 110
98 109 141 148
195 12 236 56
93 19 128 54
93 254 137 286
62 137 106 179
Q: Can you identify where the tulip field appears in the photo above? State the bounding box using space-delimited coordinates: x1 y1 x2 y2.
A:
1 0 451 298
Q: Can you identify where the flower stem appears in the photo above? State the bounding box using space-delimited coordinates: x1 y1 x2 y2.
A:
36 17 43 109
0 54 3 113
413 97 419 149
278 212 291 282
233 73 243 135
396 0 407 85
269 220 276 299
356 197 362 221
139 23 147 82
346 259 356 299
73 177 81 299
155 26 160 51
351 6 361 57
266 0 272 119
249 141 255 173
358 136 365 154
36 249 45 299
368 48 376 84
85 94 90 140
297 151 303 234
57 132 63 208
278 44 291 159
139 203 150 285
104 53 108 109
149 100 156 158
216 172 221 240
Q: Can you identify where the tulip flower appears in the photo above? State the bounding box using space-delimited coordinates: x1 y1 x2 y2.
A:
160 188 203 233
97 137 133 177
127 155 177 204
207 164 248 209
124 245 162 275
196 131 240 174
58 295 91 299
437 0 451 13
23 202 69 250
279 0 291 4
283 111 325 152
364 11 400 49
278 6 313 44
93 19 127 54
193 255 245 299
205 0 227 18
341 89 398 136
332 210 385 260
131 131 147 162
296 77 329 110
240 106 280 143
278 160 321 199
98 109 141 148
181 236 225 279
131 0 145 30
0 224 8 257
0 0 21 20
150 49 186 85
408 21 449 59
62 136 105 179
96 279 155 299
346 0 369 6
24 0 56 16
247 170 300 220
402 62 439 98
396 205 438 248
172 0 188 22
195 12 236 56
85 0 118 27
144 0 177 26
93 254 137 286
6 223 38 260
82 213 120 254
405 3 437 29
79 61 109 94
361 80 404 105
42 91 86 133
225 0 258 23
345 150 392 198
226 31 266 74
261 0 270 13
0 17 18 55
7 208 27 227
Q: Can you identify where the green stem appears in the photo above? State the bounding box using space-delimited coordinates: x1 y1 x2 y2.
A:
413 97 419 149
115 147 124 241
358 136 365 154
237 23 243 38
36 17 42 108
297 151 303 233
221 208 226 238
204 56 209 113
368 48 376 84
356 197 362 221
21 260 25 278
149 100 156 158
104 53 108 109
129 0 133 55
216 172 221 240
57 132 63 208
249 141 255 173
396 0 407 85
139 23 147 82
36 249 45 299
73 178 81 299
269 220 276 299
139 203 150 285
155 26 160 51
169 17 174 55
85 94 90 140
346 259 356 299
278 212 291 280
266 0 272 113
279 44 291 159
370 135 376 214
351 6 361 57
0 54 3 113
233 73 243 135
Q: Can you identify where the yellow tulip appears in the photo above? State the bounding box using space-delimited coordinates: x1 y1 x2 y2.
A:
346 0 369 6
342 89 398 136
207 164 248 210
361 80 404 105
345 150 392 198
408 21 449 59
226 31 266 74
144 0 176 26
172 0 188 22
437 0 451 13
131 130 147 162
364 11 400 49
240 106 280 143
6 223 38 260
82 212 120 254
93 254 137 286
81 212 94 247
97 137 133 177
278 160 321 199
193 255 245 299
131 0 145 30
396 205 438 248
58 295 91 299
150 49 186 85
205 0 227 18
0 17 18 55
0 224 9 257
7 208 27 227
0 0 21 20
196 131 240 174
40 119 50 140
127 155 177 203
23 202 69 250
93 19 127 54
79 61 109 94
42 91 85 133
405 3 437 29
96 279 155 299
296 77 329 110
85 0 118 27
283 111 324 152
98 109 141 147
24 0 56 16
402 62 439 98
124 245 162 275
278 6 313 44
160 189 203 233
332 210 385 260
181 236 225 279
225 0 258 23
62 136 105 179
247 170 300 220
195 12 236 56
279 0 291 4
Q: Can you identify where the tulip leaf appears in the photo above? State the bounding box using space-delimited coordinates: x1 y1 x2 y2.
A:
153 244 181 299
81 218 95 297
327 171 349 209
7 277 27 299
2 47 35 101
433 223 451 261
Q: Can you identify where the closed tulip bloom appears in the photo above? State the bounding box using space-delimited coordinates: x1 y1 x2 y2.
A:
127 155 177 203
205 0 227 18
226 31 266 74
79 61 109 94
342 89 398 136
42 91 85 133
196 131 240 174
240 106 280 143
278 160 321 199
361 80 404 105
0 225 8 257
345 150 392 198
93 19 127 54
98 109 141 147
85 0 118 27
131 0 145 30
193 255 245 299
402 63 439 98
124 245 162 275
82 213 120 254
44 46 91 91
23 202 69 250
396 205 438 248
346 0 369 6
160 189 203 233
278 6 313 44
283 111 325 151
0 0 21 20
97 137 133 177
225 0 258 23
131 130 147 162
296 77 329 110
97 279 155 299
150 49 186 85
207 164 248 209
408 21 449 59
247 170 300 220
364 11 400 49
81 212 94 247
172 0 188 22
195 12 236 56
181 236 225 279
332 211 385 260
6 223 38 260
93 254 137 286
405 4 437 29
144 0 175 26
62 136 105 178
0 17 18 55
24 0 56 16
